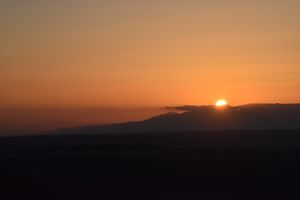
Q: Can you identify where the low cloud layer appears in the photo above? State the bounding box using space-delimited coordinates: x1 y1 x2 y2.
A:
165 105 203 112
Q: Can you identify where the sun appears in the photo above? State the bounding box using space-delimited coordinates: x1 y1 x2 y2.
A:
215 99 228 107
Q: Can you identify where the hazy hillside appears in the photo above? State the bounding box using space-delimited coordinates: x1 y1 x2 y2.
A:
53 104 300 135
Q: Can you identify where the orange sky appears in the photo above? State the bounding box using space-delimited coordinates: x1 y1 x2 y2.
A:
1 1 300 129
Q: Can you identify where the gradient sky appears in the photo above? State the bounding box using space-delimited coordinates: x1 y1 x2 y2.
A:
1 0 300 131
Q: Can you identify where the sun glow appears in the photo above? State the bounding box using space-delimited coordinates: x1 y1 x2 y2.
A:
215 99 228 107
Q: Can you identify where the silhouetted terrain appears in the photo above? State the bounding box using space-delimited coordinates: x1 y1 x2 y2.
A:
1 104 300 199
1 130 300 199
53 104 300 134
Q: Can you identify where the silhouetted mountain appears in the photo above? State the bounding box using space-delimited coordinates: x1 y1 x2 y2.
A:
2 105 300 199
52 104 300 135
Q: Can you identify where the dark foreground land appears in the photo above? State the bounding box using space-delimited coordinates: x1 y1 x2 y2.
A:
1 130 300 200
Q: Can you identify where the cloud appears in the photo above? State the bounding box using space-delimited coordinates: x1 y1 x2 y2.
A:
165 105 202 112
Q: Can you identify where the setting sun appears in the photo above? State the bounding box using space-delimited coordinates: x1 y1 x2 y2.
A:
215 99 228 107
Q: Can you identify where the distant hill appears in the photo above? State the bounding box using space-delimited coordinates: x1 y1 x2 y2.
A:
52 104 300 135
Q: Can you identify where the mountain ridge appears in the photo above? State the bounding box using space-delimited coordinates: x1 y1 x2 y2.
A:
51 104 300 135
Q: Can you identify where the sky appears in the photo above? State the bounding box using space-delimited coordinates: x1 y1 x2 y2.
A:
1 0 300 132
